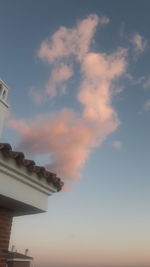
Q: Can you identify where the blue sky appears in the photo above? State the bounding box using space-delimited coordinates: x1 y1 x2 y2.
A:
1 1 150 266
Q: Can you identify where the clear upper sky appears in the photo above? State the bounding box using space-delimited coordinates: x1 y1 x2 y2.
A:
1 0 150 266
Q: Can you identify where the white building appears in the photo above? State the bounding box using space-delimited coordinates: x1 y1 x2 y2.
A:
0 79 9 138
0 80 64 267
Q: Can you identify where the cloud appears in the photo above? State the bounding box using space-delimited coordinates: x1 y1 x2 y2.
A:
46 64 73 97
9 14 127 182
111 141 122 150
131 33 147 55
30 64 73 101
144 100 150 111
78 48 127 122
31 14 108 102
143 76 150 89
9 110 94 179
133 75 150 90
38 14 109 63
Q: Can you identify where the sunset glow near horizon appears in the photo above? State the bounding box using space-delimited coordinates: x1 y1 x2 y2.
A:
0 0 150 266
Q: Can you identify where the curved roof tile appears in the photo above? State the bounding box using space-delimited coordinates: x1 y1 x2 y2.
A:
0 143 64 192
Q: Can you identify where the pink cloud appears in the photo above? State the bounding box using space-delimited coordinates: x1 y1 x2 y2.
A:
46 64 73 97
131 33 147 54
38 14 108 63
143 76 150 89
9 110 92 179
78 48 127 122
9 107 118 180
31 14 109 102
9 14 127 183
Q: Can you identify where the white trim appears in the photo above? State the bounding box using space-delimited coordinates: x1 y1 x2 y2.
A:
7 258 32 262
0 78 10 91
0 151 58 213
0 156 57 195
0 98 9 108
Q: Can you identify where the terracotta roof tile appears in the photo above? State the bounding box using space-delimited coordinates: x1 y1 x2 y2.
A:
0 143 64 192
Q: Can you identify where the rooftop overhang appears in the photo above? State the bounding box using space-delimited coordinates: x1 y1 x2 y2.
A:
0 194 46 216
0 145 63 216
3 251 33 263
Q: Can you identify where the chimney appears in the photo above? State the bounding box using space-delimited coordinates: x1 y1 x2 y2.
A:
0 79 9 138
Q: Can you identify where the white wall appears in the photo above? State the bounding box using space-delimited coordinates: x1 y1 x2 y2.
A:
0 99 8 137
0 170 48 212
0 155 57 215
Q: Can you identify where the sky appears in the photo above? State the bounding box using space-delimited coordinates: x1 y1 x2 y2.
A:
0 0 150 266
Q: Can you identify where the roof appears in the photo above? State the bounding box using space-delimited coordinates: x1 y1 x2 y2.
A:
6 251 33 260
0 143 64 192
0 250 33 261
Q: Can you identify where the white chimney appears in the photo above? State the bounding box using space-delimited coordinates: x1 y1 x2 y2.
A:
11 245 15 252
25 249 29 256
0 79 9 138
